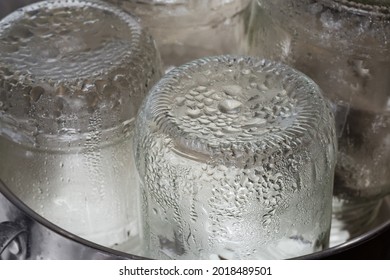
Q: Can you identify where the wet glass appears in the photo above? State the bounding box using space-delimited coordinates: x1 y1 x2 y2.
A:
0 0 162 254
134 56 337 259
247 0 390 244
102 0 252 67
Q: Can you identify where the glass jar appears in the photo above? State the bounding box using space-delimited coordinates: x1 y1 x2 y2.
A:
0 0 162 253
134 56 337 259
103 0 252 67
247 0 390 244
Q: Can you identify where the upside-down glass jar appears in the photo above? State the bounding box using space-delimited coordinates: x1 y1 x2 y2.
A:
134 55 337 259
0 0 162 254
247 0 390 244
103 0 252 67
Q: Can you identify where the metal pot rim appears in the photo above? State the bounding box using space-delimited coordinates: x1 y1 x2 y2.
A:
295 210 390 259
2 179 389 259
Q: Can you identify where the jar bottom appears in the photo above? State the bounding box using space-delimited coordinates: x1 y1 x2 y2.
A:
330 196 383 247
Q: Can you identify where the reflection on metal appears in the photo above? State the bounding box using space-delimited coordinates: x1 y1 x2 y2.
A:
0 179 138 260
1 177 390 259
296 197 390 259
0 221 28 260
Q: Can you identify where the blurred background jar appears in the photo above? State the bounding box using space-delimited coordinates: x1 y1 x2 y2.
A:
0 0 162 254
246 0 390 243
134 56 337 259
102 0 252 67
0 1 35 18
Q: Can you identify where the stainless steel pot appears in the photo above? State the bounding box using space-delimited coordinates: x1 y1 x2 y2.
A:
1 0 390 260
1 178 390 259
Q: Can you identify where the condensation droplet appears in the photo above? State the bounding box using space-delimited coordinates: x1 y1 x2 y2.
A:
218 99 242 114
186 108 202 118
175 97 186 106
222 85 243 97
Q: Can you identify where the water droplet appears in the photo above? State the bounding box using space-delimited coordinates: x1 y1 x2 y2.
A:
186 108 202 118
242 118 267 129
222 85 243 97
215 131 224 137
198 118 211 125
175 97 186 106
218 99 242 114
196 86 207 93
202 90 215 97
196 103 204 109
188 89 199 96
204 106 218 115
203 98 214 106
222 126 241 133
186 100 196 107
258 83 269 91
194 95 204 102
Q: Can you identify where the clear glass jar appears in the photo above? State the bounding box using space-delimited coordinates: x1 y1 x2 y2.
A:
103 0 252 67
248 0 390 244
0 0 162 253
134 56 337 259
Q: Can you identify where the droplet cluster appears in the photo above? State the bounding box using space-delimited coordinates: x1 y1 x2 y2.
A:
135 56 337 259
0 0 162 144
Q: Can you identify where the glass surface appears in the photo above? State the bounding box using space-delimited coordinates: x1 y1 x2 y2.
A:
247 0 390 244
103 0 252 67
0 0 162 253
134 55 337 259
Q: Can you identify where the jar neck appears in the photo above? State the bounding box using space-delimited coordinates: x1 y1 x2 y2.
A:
340 0 390 6
321 0 390 17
